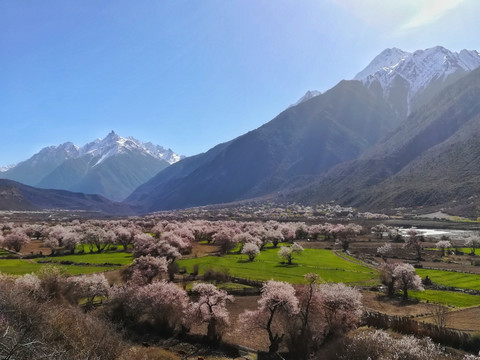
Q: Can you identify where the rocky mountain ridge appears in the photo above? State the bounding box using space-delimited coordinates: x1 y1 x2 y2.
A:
0 132 183 201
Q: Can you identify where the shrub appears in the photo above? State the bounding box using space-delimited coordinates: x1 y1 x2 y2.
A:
120 347 180 360
203 267 230 283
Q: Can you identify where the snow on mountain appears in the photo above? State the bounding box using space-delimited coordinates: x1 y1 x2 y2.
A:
62 130 183 167
290 90 322 108
128 138 184 164
354 48 411 81
1 131 183 172
0 164 16 172
24 142 79 167
354 46 480 114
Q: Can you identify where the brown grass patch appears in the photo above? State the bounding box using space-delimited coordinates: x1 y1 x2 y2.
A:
187 242 221 258
420 306 480 332
361 291 436 317
21 239 51 255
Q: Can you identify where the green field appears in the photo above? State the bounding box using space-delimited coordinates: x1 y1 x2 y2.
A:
427 247 480 256
457 247 480 255
409 289 480 307
75 244 132 253
35 252 134 266
0 259 121 276
179 248 377 285
416 268 480 291
0 249 10 256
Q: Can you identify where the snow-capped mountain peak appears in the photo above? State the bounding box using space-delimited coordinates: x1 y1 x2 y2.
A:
134 140 183 164
75 131 183 166
1 131 183 173
0 131 184 201
290 90 322 108
354 47 480 116
354 47 410 81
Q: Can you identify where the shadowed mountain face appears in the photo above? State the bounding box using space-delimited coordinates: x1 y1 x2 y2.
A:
126 80 399 212
0 179 134 214
286 66 480 215
37 149 169 202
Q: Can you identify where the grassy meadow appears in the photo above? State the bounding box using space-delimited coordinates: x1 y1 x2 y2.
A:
416 268 480 291
0 258 122 275
409 289 480 308
179 246 378 285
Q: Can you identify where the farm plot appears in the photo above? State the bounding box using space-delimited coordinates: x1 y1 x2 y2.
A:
421 306 480 332
0 259 120 275
416 268 480 291
179 247 377 285
409 290 480 308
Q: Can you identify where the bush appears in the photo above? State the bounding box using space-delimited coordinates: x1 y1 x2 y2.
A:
120 347 180 360
0 274 125 359
392 235 404 243
339 328 449 360
203 267 230 283
192 263 200 276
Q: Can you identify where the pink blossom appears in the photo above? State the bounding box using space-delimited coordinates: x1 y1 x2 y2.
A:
191 282 234 342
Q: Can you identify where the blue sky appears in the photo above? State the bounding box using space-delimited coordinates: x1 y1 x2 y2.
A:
1 0 479 166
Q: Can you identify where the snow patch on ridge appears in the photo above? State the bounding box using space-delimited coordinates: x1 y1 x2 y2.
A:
81 131 184 167
291 90 322 107
354 46 480 114
0 164 16 172
1 131 184 171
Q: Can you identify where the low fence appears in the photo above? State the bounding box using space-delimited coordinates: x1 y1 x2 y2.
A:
364 310 480 353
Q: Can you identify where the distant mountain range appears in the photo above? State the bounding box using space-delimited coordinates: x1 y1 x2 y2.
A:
3 46 480 217
0 131 183 201
126 46 480 216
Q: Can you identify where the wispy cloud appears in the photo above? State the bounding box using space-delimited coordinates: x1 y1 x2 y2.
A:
400 0 464 30
330 0 467 32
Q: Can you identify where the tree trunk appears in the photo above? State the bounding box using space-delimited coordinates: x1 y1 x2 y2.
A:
266 307 283 353
387 281 395 297
417 247 422 261
268 333 283 353
207 318 217 342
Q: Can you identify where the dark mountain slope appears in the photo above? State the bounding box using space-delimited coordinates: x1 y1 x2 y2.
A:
127 80 398 212
288 66 480 213
0 179 133 214
71 153 169 202
36 156 90 191
0 183 38 211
